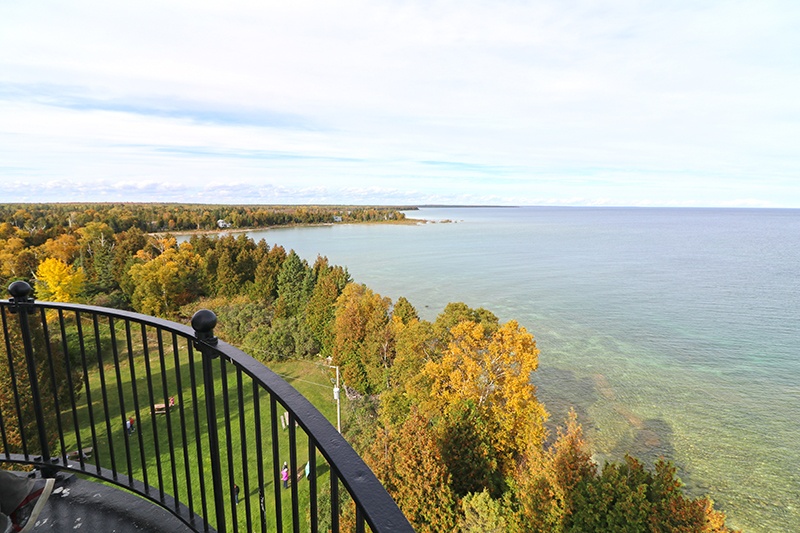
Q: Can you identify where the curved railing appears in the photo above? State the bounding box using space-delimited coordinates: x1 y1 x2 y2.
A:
0 282 413 533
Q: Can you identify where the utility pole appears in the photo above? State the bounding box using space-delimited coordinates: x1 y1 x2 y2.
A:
319 359 342 433
332 365 341 433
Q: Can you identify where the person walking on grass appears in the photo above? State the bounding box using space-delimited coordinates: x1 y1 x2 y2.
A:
0 471 54 533
281 463 289 489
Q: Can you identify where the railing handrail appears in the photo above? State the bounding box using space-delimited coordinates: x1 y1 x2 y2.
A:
0 285 414 532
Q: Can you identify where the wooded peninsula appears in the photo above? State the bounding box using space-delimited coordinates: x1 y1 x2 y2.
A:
0 203 739 532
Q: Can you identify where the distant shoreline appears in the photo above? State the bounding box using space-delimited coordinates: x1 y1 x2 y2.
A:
154 217 422 238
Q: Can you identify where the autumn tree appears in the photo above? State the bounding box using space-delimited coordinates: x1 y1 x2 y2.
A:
458 490 507 533
35 258 85 303
378 315 436 426
0 231 38 285
332 283 392 395
40 233 80 264
432 302 499 347
437 400 503 498
392 296 418 325
424 319 547 474
506 410 593 532
124 239 205 317
364 411 458 532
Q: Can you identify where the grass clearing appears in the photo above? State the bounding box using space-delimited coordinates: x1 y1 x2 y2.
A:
55 315 348 531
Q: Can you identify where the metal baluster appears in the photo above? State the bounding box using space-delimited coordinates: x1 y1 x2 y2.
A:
192 309 226 532
220 355 238 532
172 332 195 521
253 383 267 533
109 317 134 486
125 320 148 490
75 310 101 475
92 314 117 478
156 328 180 506
38 307 67 468
308 435 318 533
141 322 165 498
1 304 29 459
237 368 253 532
58 309 84 471
187 339 210 532
288 412 299 533
271 396 283 533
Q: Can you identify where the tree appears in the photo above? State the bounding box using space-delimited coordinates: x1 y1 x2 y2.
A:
392 296 418 325
507 410 593 532
35 257 85 302
552 409 596 522
364 411 458 533
458 490 507 533
433 302 499 342
438 400 502 498
379 316 436 425
0 236 36 284
305 264 350 357
332 283 392 395
76 221 117 295
40 233 80 264
506 446 566 533
251 242 286 301
566 455 740 533
274 251 313 317
125 240 205 317
424 319 547 473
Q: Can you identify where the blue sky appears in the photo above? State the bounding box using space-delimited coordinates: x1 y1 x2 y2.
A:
1 1 798 207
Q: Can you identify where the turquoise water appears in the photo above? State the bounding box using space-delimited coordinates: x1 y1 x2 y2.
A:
211 207 799 532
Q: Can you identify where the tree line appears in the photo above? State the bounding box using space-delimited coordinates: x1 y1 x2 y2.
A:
0 203 411 239
0 203 739 532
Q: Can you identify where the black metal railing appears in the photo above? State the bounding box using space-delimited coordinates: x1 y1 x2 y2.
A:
0 282 413 533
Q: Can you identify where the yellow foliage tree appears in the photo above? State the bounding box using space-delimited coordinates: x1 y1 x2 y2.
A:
35 257 85 302
126 241 205 317
424 319 547 473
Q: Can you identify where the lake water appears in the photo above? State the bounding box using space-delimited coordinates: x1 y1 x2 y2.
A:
198 207 800 531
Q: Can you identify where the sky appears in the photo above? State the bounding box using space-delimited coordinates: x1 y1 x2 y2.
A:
1 0 798 207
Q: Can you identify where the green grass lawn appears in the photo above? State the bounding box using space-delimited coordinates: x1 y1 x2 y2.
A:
55 318 347 532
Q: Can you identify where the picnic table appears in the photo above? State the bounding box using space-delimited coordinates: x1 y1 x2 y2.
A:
154 396 176 414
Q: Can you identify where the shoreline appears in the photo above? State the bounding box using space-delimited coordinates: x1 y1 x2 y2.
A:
152 218 424 238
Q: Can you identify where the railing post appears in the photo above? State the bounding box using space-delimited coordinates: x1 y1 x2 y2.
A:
192 309 226 532
7 281 56 478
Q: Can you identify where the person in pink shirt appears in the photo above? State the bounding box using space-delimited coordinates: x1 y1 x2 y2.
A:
281 463 289 489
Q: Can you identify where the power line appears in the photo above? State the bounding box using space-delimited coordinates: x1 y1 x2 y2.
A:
272 372 333 391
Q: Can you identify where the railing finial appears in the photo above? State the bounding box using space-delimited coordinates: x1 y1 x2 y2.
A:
8 280 34 303
191 309 218 346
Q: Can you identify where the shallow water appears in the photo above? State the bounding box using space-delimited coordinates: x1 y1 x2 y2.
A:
195 207 799 531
